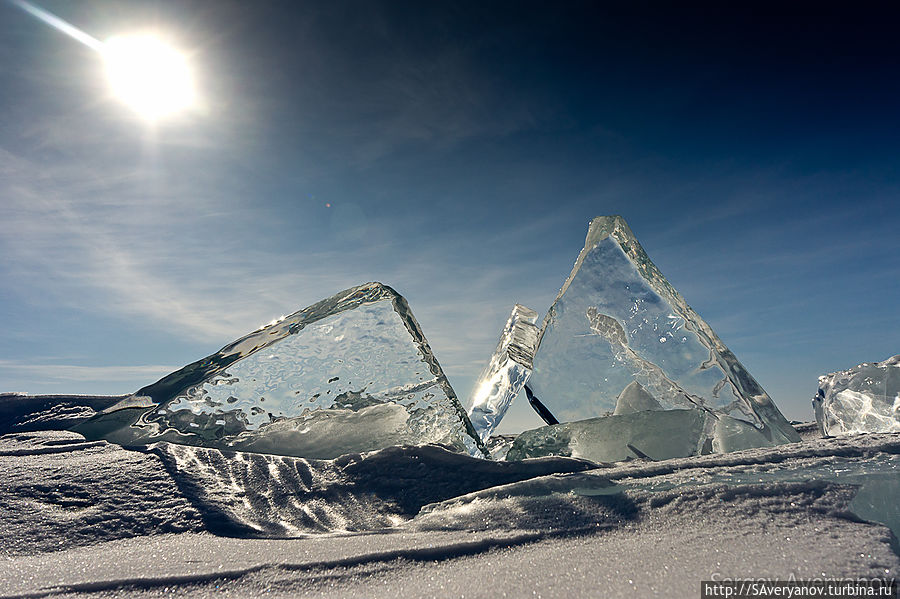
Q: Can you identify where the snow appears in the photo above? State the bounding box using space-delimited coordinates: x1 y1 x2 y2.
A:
1 394 898 597
0 430 204 556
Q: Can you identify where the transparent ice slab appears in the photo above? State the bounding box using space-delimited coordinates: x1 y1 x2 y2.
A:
526 216 799 454
74 283 484 459
467 305 539 442
507 409 709 463
505 409 783 463
813 354 900 436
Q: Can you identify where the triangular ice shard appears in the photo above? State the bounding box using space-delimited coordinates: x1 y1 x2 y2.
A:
467 305 539 442
75 283 484 459
524 216 800 456
813 354 900 436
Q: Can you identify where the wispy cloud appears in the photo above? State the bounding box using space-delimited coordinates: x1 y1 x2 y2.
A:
1 116 558 397
0 359 178 383
1 128 364 345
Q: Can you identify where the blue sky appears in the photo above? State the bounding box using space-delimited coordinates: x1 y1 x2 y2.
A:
1 1 898 431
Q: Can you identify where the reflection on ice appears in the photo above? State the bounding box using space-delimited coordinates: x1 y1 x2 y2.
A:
467 305 539 442
75 283 484 458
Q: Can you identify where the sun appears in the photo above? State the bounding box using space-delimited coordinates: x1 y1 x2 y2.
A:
102 35 195 120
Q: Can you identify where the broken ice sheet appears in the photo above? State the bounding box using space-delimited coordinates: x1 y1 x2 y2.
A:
506 409 783 463
813 354 900 436
467 304 539 442
507 409 708 462
75 283 484 459
526 216 800 455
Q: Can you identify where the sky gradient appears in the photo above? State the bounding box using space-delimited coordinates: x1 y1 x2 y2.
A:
1 1 898 432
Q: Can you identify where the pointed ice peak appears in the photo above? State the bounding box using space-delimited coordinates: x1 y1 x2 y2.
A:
613 381 662 415
544 216 679 345
526 215 800 456
584 214 631 247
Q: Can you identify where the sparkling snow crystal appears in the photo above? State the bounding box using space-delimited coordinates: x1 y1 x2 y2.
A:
75 283 484 458
813 354 900 436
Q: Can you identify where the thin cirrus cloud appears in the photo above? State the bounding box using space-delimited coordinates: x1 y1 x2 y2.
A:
2 97 369 339
1 128 552 364
0 360 179 385
1 147 252 341
0 22 550 353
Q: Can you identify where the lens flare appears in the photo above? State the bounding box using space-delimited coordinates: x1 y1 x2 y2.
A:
10 0 103 51
11 0 196 120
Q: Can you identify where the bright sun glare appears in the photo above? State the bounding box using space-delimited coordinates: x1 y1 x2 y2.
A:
11 1 197 121
102 35 195 120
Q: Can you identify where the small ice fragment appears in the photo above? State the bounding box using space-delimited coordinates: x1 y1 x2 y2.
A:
525 215 800 458
467 305 539 442
74 282 485 458
612 381 662 415
813 354 900 436
484 434 517 461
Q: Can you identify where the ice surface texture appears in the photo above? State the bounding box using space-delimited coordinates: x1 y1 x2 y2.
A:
506 408 785 463
75 283 483 458
813 355 900 436
526 216 799 451
154 442 592 537
467 305 539 442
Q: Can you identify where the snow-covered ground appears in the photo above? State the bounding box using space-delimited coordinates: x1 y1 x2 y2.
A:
1 393 898 598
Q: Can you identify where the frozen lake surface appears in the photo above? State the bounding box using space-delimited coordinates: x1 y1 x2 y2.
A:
1 393 898 598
